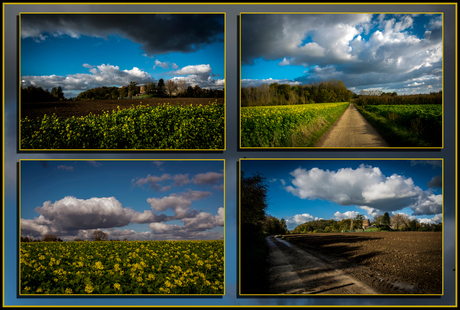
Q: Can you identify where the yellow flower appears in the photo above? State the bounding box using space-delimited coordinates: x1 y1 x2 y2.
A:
65 288 72 294
113 283 121 290
85 284 94 294
94 261 104 270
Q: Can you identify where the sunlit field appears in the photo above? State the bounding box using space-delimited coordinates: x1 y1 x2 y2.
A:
20 240 224 295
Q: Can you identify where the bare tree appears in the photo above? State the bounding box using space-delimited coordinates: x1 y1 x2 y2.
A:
165 79 178 97
91 230 108 241
176 79 187 96
391 213 410 230
42 234 58 242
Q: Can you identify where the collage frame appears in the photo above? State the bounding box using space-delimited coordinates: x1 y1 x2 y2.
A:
2 2 458 308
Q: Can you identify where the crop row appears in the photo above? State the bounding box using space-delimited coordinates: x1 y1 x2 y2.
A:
20 102 224 150
240 102 349 147
356 104 442 147
20 240 224 295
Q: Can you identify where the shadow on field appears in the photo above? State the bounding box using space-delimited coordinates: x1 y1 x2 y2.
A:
284 234 383 268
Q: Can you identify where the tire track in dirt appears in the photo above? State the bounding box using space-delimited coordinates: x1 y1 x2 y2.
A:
315 103 388 147
266 236 379 294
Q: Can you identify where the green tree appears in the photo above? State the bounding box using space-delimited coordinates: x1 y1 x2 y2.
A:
240 171 270 294
118 86 128 98
382 212 391 227
354 214 365 229
241 171 268 232
157 78 166 97
145 81 157 95
51 86 65 100
128 81 139 97
194 85 202 98
373 214 384 227
409 219 419 231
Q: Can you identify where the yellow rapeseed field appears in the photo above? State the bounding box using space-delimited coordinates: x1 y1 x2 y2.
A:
20 240 224 295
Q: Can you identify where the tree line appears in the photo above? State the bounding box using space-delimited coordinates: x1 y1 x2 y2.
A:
21 85 65 103
21 79 224 103
75 79 224 100
20 230 131 242
241 79 353 107
355 91 442 106
292 211 442 233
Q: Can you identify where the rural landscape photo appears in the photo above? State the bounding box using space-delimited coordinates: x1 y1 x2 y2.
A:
20 13 225 150
20 160 224 294
240 159 442 295
240 13 442 148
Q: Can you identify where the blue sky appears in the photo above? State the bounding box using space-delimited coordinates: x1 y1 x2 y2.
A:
20 14 225 98
20 160 224 241
241 14 442 95
240 159 442 230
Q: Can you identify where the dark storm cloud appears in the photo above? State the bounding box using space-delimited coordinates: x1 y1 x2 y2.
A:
241 14 374 65
428 174 442 188
241 14 442 94
21 14 224 56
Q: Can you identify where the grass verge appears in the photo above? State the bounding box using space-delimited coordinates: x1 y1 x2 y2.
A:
354 104 441 147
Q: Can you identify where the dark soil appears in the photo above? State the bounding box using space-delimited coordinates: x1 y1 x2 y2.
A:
21 97 224 120
284 232 442 294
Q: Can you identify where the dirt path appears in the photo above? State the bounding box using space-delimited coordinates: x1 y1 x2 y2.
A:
266 236 379 294
315 103 388 147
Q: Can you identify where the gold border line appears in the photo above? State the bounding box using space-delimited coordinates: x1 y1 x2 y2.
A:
2 2 460 5
238 158 446 301
454 3 458 308
2 4 6 308
3 2 458 308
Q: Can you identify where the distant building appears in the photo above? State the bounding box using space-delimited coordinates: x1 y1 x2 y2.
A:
140 85 147 95
362 219 370 229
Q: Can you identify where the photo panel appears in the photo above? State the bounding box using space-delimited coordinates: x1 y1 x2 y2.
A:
19 159 225 295
239 158 443 295
239 13 443 149
19 13 226 151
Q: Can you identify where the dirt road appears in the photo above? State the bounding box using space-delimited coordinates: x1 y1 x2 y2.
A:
266 236 378 294
315 103 388 147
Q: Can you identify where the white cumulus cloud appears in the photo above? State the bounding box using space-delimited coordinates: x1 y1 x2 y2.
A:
284 164 441 215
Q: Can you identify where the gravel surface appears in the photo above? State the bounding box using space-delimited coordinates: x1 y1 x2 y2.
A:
315 103 388 147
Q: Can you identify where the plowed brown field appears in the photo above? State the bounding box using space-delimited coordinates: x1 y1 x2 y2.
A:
283 232 442 294
21 97 224 120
